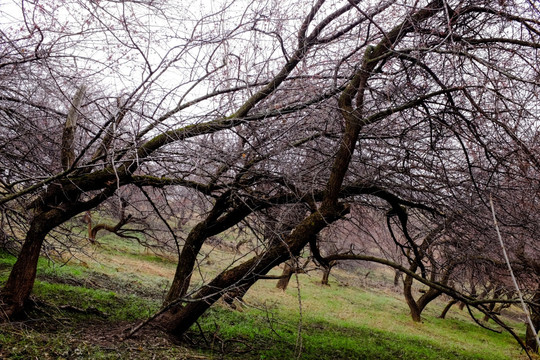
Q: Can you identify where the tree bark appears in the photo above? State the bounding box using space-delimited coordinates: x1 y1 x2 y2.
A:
439 299 458 319
417 287 442 314
158 207 348 337
164 222 209 303
394 270 401 287
403 262 445 322
61 86 86 170
0 184 114 320
276 261 295 290
0 203 79 320
165 200 306 304
321 260 336 286
164 192 237 304
83 211 93 242
0 216 52 319
403 271 422 322
89 215 132 241
403 278 443 322
223 282 251 307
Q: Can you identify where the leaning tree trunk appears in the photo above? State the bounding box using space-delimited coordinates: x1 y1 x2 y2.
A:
416 287 442 315
158 207 347 337
163 192 236 305
0 219 50 319
0 183 114 320
223 282 251 307
276 261 295 290
164 222 209 304
439 299 458 319
0 206 70 320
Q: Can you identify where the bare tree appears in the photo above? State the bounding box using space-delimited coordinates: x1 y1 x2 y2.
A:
1 2 540 355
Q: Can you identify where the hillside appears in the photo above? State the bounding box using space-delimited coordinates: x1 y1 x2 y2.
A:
0 234 529 360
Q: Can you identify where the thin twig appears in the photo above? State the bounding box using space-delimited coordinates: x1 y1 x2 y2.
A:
490 194 540 351
294 266 303 360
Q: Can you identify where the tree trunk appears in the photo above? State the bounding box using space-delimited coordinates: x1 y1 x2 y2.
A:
393 270 401 287
158 207 347 338
223 282 251 308
321 267 331 286
403 267 442 322
164 193 238 305
321 260 336 286
164 222 209 304
0 185 113 321
403 271 422 322
276 261 295 290
526 320 540 353
417 287 441 313
439 299 457 319
82 211 93 242
0 211 59 319
525 324 540 354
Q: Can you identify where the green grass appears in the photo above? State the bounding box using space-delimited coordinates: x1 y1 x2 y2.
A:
191 276 525 360
0 250 17 268
0 240 531 360
194 306 521 360
32 281 159 321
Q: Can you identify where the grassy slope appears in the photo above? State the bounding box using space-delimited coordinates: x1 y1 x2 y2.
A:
0 234 530 360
